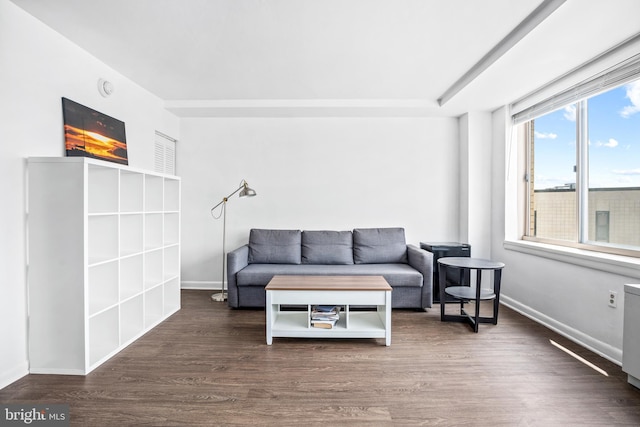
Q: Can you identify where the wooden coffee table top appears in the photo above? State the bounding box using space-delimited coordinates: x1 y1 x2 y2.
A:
265 275 392 291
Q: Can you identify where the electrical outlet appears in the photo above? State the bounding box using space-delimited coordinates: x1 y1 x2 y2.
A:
608 290 618 308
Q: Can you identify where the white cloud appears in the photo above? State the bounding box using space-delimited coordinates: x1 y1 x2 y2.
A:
563 104 576 122
534 131 557 139
592 138 619 148
612 168 640 175
620 81 640 118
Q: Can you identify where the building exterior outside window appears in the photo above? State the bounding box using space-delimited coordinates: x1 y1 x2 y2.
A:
532 189 640 247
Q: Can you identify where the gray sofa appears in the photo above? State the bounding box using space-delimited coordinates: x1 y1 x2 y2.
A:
226 227 433 309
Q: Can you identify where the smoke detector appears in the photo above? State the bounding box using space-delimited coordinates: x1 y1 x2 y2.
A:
98 79 114 97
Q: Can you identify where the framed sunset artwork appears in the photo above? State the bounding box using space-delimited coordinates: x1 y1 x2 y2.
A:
62 97 128 165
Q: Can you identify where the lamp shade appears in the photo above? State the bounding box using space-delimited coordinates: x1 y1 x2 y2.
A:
239 183 257 198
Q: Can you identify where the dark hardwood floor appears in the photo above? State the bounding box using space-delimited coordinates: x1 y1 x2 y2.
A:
2 290 640 426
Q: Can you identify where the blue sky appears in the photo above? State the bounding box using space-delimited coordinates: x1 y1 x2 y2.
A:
534 79 640 189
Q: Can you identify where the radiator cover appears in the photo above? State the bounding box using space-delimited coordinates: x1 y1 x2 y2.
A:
623 284 640 389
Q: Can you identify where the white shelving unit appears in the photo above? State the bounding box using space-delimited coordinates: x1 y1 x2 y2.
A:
27 157 181 375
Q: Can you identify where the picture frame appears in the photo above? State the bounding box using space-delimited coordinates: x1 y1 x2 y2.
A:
62 97 128 165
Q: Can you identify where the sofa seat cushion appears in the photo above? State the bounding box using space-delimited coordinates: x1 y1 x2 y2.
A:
237 263 422 288
301 230 354 265
353 227 408 264
248 229 302 264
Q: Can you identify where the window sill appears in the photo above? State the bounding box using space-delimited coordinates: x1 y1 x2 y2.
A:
503 239 640 279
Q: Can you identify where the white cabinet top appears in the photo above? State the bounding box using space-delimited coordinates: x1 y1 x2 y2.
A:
625 284 640 296
28 156 180 180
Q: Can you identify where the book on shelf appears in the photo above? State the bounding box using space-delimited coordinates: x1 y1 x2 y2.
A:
311 319 337 329
311 305 340 319
313 305 339 313
310 305 341 329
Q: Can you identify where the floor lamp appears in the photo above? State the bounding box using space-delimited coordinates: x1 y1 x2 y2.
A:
210 179 257 302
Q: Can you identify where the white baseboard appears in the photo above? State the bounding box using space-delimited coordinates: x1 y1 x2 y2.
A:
181 281 221 291
0 361 28 390
501 295 622 366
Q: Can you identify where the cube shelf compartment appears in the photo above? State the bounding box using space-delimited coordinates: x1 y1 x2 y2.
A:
145 249 164 289
164 278 181 314
164 179 180 212
120 171 144 213
145 175 164 212
120 254 144 300
164 245 180 280
120 214 143 256
89 307 120 366
88 215 119 264
27 157 181 375
145 285 164 328
164 213 180 245
144 213 164 250
88 261 119 316
120 295 144 344
88 165 119 213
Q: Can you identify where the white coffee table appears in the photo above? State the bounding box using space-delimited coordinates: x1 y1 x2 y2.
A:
265 275 392 346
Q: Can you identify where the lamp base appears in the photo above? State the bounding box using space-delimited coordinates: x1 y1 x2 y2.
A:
211 292 227 302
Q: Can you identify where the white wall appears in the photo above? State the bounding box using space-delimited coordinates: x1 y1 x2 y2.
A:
491 106 632 364
0 0 179 388
179 117 459 288
459 112 493 258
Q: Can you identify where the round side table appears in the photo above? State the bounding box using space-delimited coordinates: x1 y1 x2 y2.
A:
437 257 505 332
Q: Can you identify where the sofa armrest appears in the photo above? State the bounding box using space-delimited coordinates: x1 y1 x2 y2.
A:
227 244 249 308
407 244 434 308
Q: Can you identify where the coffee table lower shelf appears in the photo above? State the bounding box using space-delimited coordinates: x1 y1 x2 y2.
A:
265 275 392 346
269 310 389 341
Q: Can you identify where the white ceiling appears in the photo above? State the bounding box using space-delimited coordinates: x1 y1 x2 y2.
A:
10 0 640 117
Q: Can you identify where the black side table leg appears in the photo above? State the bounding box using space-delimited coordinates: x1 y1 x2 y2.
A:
473 268 482 333
492 269 502 325
439 265 447 321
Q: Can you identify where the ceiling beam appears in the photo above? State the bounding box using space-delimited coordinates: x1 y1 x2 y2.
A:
437 0 567 107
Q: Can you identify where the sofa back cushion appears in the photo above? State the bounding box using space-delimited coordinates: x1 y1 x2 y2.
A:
301 230 354 265
248 229 302 264
353 227 408 264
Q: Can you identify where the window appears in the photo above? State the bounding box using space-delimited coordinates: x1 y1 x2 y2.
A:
521 78 640 256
